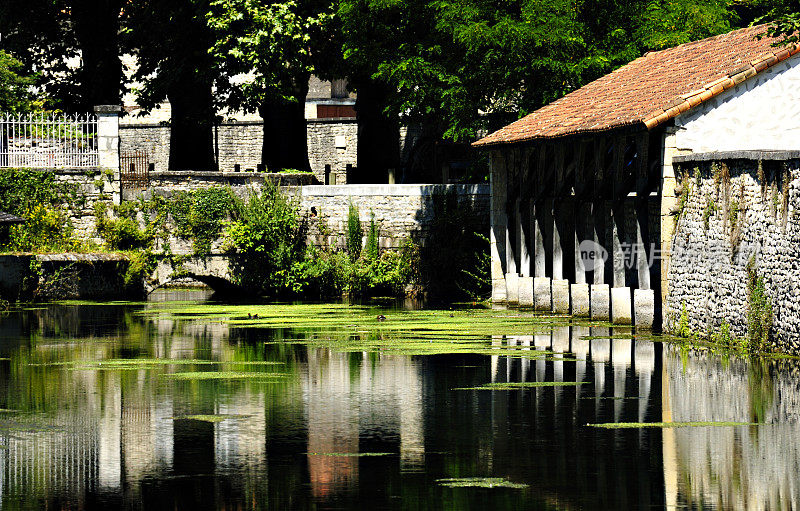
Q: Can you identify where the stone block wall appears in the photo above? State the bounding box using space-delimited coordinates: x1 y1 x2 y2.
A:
216 122 261 172
293 184 489 250
119 119 357 184
306 119 357 183
52 168 117 243
666 153 800 352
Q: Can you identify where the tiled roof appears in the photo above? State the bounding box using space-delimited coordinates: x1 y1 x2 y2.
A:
474 25 800 147
0 212 24 224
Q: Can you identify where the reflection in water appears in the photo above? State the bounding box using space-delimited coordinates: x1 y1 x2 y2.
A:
0 300 797 509
663 348 800 510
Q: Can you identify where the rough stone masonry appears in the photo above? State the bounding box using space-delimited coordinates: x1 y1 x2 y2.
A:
667 153 800 353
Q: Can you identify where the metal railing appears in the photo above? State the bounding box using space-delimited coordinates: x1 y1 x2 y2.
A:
0 112 98 168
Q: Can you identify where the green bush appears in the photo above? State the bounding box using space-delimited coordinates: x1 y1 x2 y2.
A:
746 261 773 353
94 203 150 251
365 212 380 261
0 168 80 252
169 188 235 256
224 183 306 297
346 202 363 261
7 204 76 252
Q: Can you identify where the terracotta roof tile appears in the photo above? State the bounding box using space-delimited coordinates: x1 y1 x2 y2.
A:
474 25 800 147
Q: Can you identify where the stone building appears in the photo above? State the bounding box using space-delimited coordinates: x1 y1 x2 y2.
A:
475 25 800 336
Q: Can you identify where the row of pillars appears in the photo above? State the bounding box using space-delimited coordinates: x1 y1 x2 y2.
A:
490 132 662 329
502 275 655 328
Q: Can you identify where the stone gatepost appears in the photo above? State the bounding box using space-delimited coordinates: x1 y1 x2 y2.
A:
94 105 122 205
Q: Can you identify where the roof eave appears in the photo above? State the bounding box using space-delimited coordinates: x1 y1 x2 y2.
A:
643 43 800 130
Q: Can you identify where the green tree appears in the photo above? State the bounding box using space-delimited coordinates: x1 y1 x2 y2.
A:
208 0 332 172
0 51 36 112
0 0 121 112
123 0 218 171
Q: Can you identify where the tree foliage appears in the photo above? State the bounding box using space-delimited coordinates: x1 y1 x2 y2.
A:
0 51 36 113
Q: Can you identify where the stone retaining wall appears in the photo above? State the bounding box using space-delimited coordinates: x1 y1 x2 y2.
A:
0 253 142 300
667 153 800 352
293 184 489 250
49 168 117 243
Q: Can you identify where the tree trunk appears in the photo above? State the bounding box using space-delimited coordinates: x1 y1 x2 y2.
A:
260 73 311 172
354 79 399 184
167 80 216 171
71 0 122 110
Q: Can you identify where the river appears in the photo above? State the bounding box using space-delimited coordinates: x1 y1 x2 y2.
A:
0 290 794 510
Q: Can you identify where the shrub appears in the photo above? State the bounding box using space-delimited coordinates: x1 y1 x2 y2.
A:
346 202 363 261
0 168 80 252
364 212 380 261
225 183 306 297
169 187 235 256
746 261 773 353
94 202 150 251
7 204 75 252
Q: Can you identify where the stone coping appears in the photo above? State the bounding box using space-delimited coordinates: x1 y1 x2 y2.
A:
673 150 800 163
148 170 316 185
297 184 489 197
120 117 357 128
0 253 129 262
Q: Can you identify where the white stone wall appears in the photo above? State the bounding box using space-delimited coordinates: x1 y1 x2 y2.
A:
295 184 489 250
675 53 800 152
666 158 800 352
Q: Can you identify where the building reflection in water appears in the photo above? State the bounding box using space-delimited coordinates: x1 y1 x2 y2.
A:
662 347 800 510
0 304 799 508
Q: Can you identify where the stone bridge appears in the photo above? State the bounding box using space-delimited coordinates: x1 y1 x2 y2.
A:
148 255 238 295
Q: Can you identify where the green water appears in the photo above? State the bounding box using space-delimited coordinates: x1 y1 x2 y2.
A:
0 289 794 509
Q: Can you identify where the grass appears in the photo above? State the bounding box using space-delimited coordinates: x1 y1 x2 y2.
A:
454 382 584 390
436 477 529 489
587 421 760 429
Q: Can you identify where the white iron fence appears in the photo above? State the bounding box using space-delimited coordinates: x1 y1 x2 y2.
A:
0 112 98 168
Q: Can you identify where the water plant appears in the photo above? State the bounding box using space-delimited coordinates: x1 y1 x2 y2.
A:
587 421 759 428
436 477 528 489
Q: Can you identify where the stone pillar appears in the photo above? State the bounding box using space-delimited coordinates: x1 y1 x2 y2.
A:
505 272 519 306
489 152 508 303
518 276 534 309
534 277 552 311
590 284 610 321
551 279 570 314
570 283 590 317
660 127 680 330
611 287 632 325
634 289 655 329
94 105 122 205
